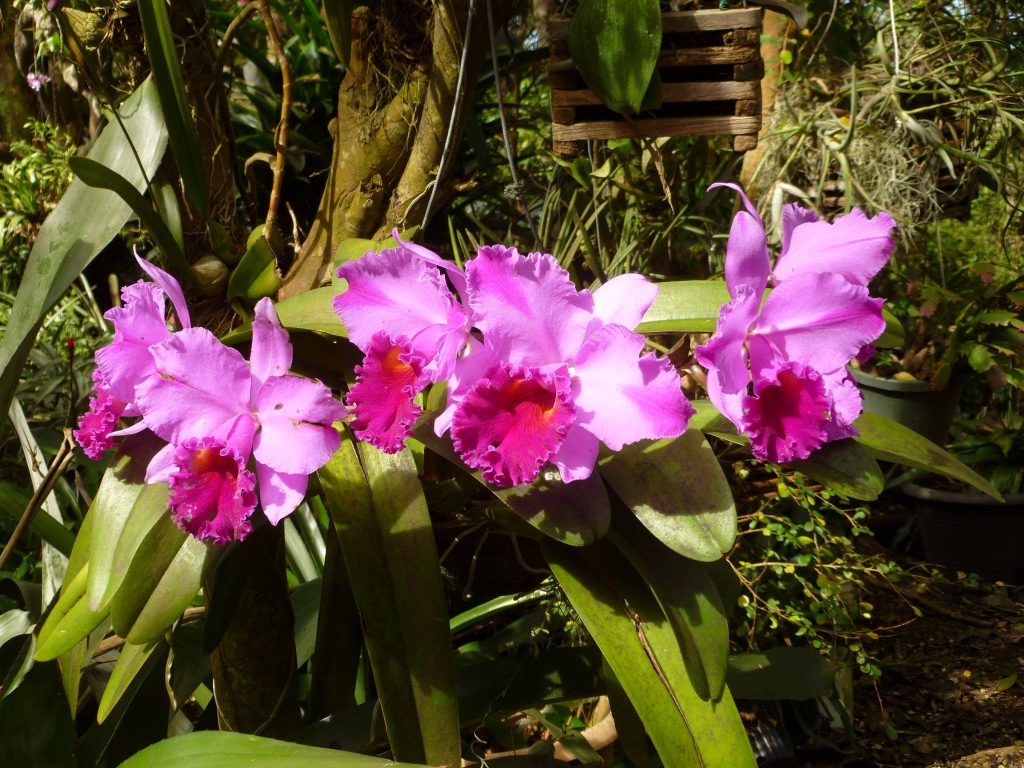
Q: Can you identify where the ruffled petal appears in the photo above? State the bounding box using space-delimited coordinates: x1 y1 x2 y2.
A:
572 324 693 451
134 327 251 445
145 443 178 484
256 464 309 525
167 438 257 544
551 425 600 484
345 332 427 453
741 362 831 463
135 250 191 329
590 274 659 332
73 379 126 459
772 208 896 286
467 245 594 367
780 203 820 258
97 281 169 404
391 230 468 300
451 364 576 487
695 284 761 425
250 298 293 394
821 369 862 441
708 182 770 299
750 273 885 376
253 374 344 473
334 246 465 361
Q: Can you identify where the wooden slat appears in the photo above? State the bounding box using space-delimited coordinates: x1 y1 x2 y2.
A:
551 80 760 107
552 115 760 142
548 9 762 37
658 45 759 66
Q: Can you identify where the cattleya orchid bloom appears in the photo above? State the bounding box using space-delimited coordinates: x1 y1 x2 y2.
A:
695 183 896 463
335 239 694 488
76 256 343 543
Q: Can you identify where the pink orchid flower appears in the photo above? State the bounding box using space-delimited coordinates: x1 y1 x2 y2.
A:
333 237 470 452
74 255 192 459
134 298 344 543
695 183 895 463
449 246 694 488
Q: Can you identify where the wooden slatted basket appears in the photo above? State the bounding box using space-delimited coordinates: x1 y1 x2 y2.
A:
548 8 764 157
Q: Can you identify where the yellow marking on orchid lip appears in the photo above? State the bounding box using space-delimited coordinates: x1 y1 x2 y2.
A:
382 345 414 375
191 447 221 473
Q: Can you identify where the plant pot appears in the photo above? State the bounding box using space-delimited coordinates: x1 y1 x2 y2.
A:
547 8 764 157
848 367 963 445
903 482 1024 584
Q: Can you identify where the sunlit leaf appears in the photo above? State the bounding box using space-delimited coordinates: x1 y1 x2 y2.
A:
791 439 884 501
636 281 731 334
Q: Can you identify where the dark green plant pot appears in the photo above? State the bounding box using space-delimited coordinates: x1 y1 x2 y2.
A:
903 482 1024 584
849 368 963 445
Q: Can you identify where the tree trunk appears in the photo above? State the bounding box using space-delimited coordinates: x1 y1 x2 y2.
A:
0 8 39 145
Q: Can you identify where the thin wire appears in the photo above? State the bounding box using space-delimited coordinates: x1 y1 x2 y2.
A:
422 0 479 231
888 0 901 81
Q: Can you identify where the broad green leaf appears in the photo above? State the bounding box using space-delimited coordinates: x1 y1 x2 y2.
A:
688 399 736 435
220 286 345 345
791 439 884 501
97 639 164 723
138 0 208 214
545 540 755 767
318 433 460 767
602 660 649 766
0 610 32 649
415 423 610 546
87 433 165 611
601 430 736 561
877 305 905 349
853 412 1001 499
322 1 360 67
110 509 219 644
0 77 167 423
35 565 108 662
0 662 76 767
726 647 834 700
118 731 429 768
68 156 189 277
636 281 731 334
609 507 730 701
168 621 209 711
568 0 662 115
291 578 322 668
335 236 377 265
227 232 281 302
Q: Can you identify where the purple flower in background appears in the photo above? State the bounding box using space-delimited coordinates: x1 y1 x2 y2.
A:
135 299 344 542
695 183 895 463
449 246 693 487
26 72 51 91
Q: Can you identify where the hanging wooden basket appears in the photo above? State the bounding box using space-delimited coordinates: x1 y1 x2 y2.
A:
548 8 765 157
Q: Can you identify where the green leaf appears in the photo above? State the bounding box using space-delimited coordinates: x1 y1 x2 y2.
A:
221 287 345 345
335 236 377 266
138 0 208 214
87 433 165 611
0 77 167 424
791 439 884 501
0 610 32 649
110 509 220 645
602 660 649 766
291 578 322 668
118 731 429 768
35 565 108 662
601 430 736 561
97 639 165 723
877 305 906 349
0 662 76 767
318 432 460 767
967 344 993 373
322 1 361 67
68 156 189 277
609 507 730 701
545 541 755 767
636 281 731 334
227 231 281 302
726 647 834 700
0 481 75 556
568 0 662 115
853 412 1001 499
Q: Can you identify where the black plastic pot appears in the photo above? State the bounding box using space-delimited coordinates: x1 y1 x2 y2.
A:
903 481 1024 584
849 368 963 445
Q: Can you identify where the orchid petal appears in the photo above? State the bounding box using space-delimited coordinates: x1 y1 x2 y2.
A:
256 464 308 525
822 369 862 440
335 247 465 360
741 362 830 463
590 274 659 332
145 443 178 484
750 273 885 375
134 327 251 445
773 208 896 285
253 375 344 474
250 298 293 394
451 364 576 487
467 245 594 367
572 324 693 451
346 333 426 453
167 438 256 543
73 381 125 459
708 183 770 299
135 250 191 329
96 281 169 404
552 425 600 484
695 284 761 418
780 203 820 257
391 229 468 300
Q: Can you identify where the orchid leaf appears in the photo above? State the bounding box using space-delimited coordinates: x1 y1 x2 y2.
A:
119 732 429 768
0 662 76 767
0 77 167 426
34 566 108 662
791 439 884 501
221 286 344 344
727 646 834 700
227 231 281 303
317 432 460 767
601 430 736 561
853 412 1001 499
96 639 165 723
568 0 662 115
636 281 731 334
